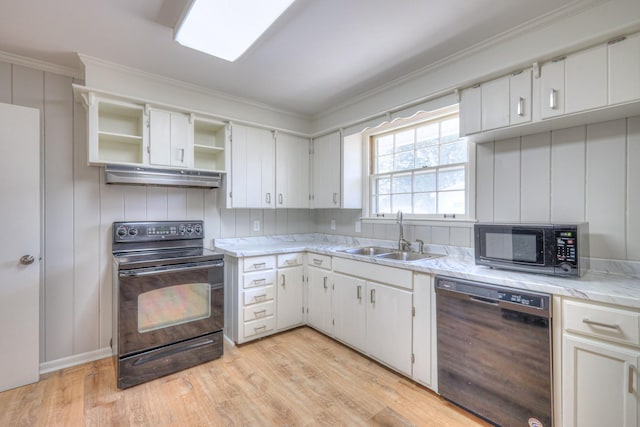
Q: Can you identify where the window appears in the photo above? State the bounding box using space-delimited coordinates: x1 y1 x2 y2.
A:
369 111 468 217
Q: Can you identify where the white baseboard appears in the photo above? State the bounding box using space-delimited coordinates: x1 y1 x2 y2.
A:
40 347 113 375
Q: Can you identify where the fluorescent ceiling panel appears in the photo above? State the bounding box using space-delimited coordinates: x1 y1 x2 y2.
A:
175 0 296 62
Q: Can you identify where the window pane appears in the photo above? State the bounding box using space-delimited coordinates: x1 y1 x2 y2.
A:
438 190 465 214
377 135 394 155
392 174 412 193
395 130 414 152
377 177 390 194
394 150 415 171
440 141 467 165
377 154 393 173
416 123 439 147
416 146 439 168
414 171 436 192
392 194 412 212
378 195 391 213
438 167 465 191
441 117 459 143
414 192 436 214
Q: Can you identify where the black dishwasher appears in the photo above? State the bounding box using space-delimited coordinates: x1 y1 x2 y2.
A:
435 276 552 427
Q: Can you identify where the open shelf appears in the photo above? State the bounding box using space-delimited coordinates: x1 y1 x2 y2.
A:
193 119 226 171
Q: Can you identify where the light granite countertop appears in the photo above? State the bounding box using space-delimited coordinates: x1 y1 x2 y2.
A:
214 233 640 309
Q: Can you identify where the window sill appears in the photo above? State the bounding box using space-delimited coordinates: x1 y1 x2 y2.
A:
360 217 477 227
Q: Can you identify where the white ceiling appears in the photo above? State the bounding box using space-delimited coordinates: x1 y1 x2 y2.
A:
0 0 589 116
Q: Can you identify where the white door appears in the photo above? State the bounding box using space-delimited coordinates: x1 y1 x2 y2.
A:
0 102 40 392
312 132 341 208
307 267 332 334
332 273 366 351
276 266 304 330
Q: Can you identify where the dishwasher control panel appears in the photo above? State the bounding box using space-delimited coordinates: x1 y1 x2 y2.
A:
497 291 545 309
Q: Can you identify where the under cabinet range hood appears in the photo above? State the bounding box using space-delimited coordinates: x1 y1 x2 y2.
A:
104 165 222 188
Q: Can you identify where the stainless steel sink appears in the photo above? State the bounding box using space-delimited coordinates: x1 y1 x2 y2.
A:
340 247 445 262
340 246 394 256
376 251 445 262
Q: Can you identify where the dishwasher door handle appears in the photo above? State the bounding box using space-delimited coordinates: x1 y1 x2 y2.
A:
469 296 499 306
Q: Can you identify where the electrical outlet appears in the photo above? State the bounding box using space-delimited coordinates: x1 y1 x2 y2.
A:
330 219 336 230
253 220 261 232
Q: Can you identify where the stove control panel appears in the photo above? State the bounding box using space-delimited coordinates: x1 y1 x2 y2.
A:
113 221 204 243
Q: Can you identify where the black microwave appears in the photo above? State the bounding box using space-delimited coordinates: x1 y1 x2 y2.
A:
474 223 589 277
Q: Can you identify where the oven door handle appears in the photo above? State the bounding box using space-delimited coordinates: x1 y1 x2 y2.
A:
119 261 224 277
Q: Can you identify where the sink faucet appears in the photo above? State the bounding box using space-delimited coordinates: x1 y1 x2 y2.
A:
397 210 410 251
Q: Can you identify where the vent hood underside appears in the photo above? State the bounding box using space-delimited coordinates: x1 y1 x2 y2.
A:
104 165 222 189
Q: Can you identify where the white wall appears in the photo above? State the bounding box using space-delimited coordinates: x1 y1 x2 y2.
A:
477 117 640 261
0 59 314 365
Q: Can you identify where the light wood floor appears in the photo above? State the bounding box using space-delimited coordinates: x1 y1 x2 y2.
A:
0 327 489 426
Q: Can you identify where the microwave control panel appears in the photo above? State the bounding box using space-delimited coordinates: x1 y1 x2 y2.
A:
555 229 577 270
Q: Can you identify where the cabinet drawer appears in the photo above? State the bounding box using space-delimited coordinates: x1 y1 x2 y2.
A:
243 270 277 289
243 286 275 306
243 255 276 272
243 301 275 322
563 299 640 346
243 317 275 339
307 253 332 270
277 253 304 268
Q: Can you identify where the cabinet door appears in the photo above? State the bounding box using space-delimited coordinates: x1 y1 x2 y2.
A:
332 273 366 352
563 334 639 427
307 267 332 334
275 133 310 208
541 59 565 119
230 124 275 208
276 266 304 330
566 44 607 114
149 109 191 167
510 69 532 125
459 85 481 135
366 281 413 376
609 33 640 105
312 132 341 208
481 76 510 131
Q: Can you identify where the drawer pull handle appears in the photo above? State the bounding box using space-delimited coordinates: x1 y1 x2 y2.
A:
357 285 362 300
254 294 267 302
517 96 525 116
582 318 620 330
323 277 328 290
630 366 635 394
281 274 286 287
252 262 266 269
549 89 558 110
313 258 323 266
285 259 297 265
371 289 375 304
253 278 266 285
254 325 267 332
254 309 267 318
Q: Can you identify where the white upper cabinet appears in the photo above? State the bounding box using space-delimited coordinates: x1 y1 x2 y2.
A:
275 133 310 208
481 76 510 131
460 85 482 135
565 44 607 114
229 123 275 209
540 58 566 119
510 69 533 125
311 131 362 209
609 33 640 105
148 108 192 168
312 132 341 208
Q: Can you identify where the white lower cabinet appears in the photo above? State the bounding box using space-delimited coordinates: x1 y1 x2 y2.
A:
332 273 366 351
562 335 639 427
562 298 640 427
412 273 435 388
366 281 413 376
276 258 304 331
307 266 333 334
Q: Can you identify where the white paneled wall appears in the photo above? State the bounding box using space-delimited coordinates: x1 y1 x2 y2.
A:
0 61 315 364
477 116 640 261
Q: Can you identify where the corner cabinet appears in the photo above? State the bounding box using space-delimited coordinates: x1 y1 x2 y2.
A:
74 86 228 173
561 298 640 427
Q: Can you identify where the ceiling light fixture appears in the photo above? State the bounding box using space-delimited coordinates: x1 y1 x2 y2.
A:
175 0 296 62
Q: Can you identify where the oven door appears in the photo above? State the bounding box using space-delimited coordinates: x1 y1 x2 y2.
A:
117 260 224 357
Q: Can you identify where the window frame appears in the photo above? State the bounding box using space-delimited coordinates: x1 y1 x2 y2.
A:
361 105 476 222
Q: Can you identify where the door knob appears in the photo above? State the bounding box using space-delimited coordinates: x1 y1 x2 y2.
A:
19 255 35 265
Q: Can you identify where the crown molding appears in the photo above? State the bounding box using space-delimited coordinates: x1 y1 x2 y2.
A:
0 50 83 79
312 0 607 121
78 53 308 121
